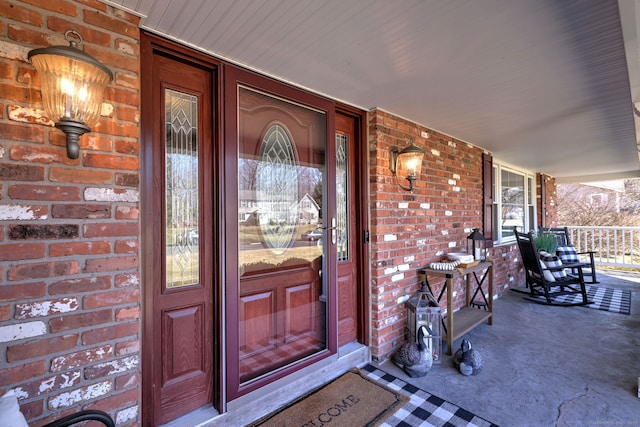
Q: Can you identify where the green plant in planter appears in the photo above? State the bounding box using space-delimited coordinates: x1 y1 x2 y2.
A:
534 232 558 253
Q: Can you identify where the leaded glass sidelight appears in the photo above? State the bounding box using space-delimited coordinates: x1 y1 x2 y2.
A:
165 89 199 288
336 133 349 261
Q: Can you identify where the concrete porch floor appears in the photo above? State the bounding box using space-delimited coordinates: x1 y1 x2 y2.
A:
172 269 638 426
377 269 640 427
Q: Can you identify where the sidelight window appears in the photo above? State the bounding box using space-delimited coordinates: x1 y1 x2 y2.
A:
165 89 199 288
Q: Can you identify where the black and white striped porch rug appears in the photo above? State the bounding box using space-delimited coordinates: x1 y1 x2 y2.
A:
361 364 499 427
581 285 630 314
526 285 631 314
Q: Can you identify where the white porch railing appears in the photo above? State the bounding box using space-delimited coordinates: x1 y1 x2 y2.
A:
566 226 640 268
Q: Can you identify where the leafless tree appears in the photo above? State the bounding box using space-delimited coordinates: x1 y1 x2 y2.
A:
557 182 640 227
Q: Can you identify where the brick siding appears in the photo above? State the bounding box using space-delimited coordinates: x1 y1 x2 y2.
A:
538 173 557 227
367 109 527 361
0 0 556 424
0 1 140 425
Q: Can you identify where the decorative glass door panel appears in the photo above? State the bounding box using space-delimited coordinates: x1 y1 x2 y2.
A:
336 133 349 262
165 89 199 288
237 87 327 383
335 113 359 346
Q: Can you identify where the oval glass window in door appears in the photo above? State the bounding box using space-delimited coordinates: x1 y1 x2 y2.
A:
256 124 299 255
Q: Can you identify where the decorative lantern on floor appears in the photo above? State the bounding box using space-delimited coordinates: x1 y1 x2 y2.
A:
405 280 442 363
467 228 487 262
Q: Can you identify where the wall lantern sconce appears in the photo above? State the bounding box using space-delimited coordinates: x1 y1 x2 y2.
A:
389 141 425 191
467 228 487 261
28 30 113 159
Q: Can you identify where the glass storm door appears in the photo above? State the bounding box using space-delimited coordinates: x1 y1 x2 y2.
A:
225 67 336 399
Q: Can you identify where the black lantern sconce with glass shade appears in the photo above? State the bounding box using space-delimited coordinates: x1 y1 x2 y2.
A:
405 280 442 363
28 30 113 159
467 228 487 261
389 140 425 191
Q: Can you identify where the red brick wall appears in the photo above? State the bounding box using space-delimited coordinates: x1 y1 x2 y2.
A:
367 109 523 361
0 1 558 422
0 1 140 425
538 173 558 228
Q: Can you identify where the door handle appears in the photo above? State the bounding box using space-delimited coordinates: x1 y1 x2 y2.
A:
321 218 337 244
322 217 338 245
331 217 337 244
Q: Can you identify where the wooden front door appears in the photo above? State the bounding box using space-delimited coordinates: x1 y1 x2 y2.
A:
141 35 217 425
225 66 337 399
336 112 360 346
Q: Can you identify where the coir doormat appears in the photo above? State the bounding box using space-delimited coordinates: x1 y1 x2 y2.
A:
247 368 408 427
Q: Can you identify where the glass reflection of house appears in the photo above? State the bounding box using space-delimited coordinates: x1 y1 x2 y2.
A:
297 193 320 224
239 190 320 225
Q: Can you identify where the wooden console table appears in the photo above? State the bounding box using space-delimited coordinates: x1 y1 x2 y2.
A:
419 261 493 355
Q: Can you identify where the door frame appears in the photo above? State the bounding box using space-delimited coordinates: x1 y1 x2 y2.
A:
336 104 369 346
140 31 224 421
140 31 371 422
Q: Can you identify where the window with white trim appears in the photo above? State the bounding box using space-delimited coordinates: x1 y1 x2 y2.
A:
492 164 536 244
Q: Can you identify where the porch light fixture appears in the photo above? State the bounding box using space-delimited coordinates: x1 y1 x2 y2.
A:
28 30 113 159
389 141 425 191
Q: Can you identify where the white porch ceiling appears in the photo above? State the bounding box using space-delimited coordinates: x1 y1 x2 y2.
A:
105 0 640 182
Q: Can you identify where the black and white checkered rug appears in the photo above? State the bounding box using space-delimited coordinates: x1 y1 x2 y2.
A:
361 364 499 427
582 285 631 314
515 285 631 314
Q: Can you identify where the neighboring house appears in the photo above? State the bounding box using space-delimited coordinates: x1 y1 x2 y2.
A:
296 193 320 224
622 178 640 214
238 191 319 225
557 180 625 222
238 189 258 223
0 2 635 426
557 179 640 226
577 181 623 212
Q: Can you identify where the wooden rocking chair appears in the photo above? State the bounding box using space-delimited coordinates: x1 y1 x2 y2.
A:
514 228 592 306
539 226 598 283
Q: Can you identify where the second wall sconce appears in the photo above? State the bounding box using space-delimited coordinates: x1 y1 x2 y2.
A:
28 30 113 159
389 140 425 191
